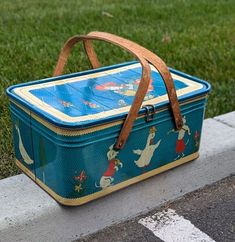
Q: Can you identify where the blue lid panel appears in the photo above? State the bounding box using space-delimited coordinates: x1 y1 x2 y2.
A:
7 62 209 128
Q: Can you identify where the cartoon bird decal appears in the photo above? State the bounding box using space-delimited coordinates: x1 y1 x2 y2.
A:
15 123 34 165
133 126 161 168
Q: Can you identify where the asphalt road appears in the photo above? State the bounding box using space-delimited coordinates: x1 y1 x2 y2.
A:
76 175 235 242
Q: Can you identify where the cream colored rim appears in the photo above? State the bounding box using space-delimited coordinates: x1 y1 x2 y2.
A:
16 152 199 206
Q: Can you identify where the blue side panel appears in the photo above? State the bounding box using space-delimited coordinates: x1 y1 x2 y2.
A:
10 97 207 199
31 129 60 190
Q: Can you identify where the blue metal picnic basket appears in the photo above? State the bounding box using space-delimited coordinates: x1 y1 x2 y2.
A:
7 32 210 205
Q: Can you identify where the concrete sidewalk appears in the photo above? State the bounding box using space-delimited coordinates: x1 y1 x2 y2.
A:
0 112 235 242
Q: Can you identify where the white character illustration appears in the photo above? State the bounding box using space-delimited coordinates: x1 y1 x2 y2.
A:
96 144 123 189
168 116 191 159
133 126 161 168
15 124 34 165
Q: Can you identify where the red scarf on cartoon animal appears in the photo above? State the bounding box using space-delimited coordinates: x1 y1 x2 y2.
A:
103 159 121 177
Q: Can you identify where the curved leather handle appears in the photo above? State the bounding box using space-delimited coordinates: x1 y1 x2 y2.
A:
84 32 183 132
53 34 151 150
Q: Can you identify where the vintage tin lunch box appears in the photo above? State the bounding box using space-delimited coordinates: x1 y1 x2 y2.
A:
7 32 210 206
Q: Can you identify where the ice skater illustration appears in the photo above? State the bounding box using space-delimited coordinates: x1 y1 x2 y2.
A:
96 144 123 189
15 123 34 165
133 126 161 168
168 116 191 159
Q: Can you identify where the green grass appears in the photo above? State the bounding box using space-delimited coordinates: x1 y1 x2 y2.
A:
0 0 234 179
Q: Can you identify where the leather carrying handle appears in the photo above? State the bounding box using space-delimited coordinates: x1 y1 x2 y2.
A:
53 34 151 150
53 32 183 150
84 32 183 132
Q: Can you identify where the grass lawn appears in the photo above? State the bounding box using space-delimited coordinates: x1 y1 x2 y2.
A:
0 0 234 179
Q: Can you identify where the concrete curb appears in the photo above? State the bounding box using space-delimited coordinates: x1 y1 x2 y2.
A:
1 112 235 242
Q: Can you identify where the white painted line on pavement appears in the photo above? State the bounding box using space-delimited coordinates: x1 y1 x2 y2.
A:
139 209 215 242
